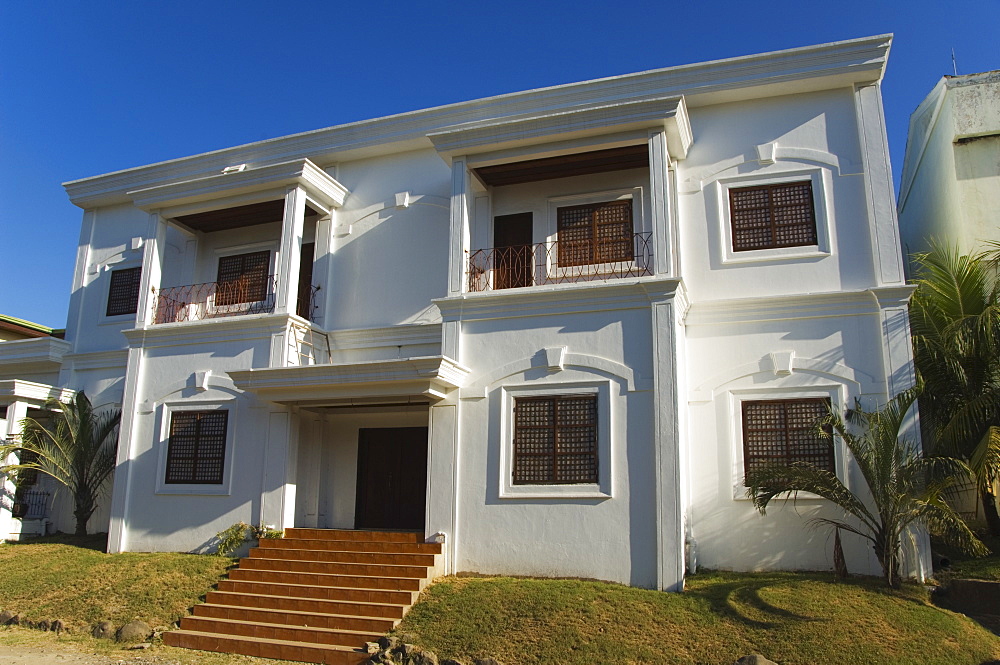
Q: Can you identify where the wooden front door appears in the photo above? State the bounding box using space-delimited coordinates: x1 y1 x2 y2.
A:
354 427 428 530
494 213 533 289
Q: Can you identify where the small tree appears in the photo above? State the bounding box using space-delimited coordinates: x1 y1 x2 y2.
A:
0 392 121 536
910 245 1000 535
746 389 988 588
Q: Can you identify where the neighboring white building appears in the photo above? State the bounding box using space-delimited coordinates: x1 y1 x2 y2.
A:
898 70 1000 259
0 35 925 589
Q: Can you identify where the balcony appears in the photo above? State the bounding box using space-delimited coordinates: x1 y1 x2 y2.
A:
467 232 653 292
153 277 320 324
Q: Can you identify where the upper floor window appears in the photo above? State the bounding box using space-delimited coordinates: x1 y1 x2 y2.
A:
106 267 142 317
513 394 598 485
216 251 269 306
557 200 634 266
729 181 816 252
741 397 833 484
165 410 228 484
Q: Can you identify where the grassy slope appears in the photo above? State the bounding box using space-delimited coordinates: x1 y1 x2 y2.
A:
0 535 233 627
936 533 1000 581
396 573 1000 665
2 537 998 665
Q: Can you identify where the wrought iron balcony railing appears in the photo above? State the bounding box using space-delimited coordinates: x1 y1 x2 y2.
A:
154 276 282 324
467 232 653 292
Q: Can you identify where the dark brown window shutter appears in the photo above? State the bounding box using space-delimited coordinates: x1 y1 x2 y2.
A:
557 200 634 267
165 410 228 484
513 395 598 484
216 251 269 306
106 267 142 317
730 181 817 252
742 398 833 483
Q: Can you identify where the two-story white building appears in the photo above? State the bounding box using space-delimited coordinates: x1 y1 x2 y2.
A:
1 34 926 592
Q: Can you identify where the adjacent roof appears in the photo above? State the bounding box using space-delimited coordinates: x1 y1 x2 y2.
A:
0 314 63 339
65 35 892 210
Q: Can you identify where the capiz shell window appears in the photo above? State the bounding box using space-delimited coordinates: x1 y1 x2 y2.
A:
513 394 598 484
741 398 833 483
165 410 228 484
216 250 269 306
729 181 817 252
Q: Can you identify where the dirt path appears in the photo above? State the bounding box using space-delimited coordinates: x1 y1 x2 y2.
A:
0 643 167 665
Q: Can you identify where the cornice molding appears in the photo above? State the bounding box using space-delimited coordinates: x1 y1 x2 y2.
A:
433 278 682 322
328 323 442 351
127 158 349 213
0 379 76 405
0 337 70 367
64 35 891 209
428 95 691 162
122 314 289 349
62 349 128 371
685 289 895 326
229 355 470 404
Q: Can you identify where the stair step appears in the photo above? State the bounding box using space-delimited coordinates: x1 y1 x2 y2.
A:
163 629 368 665
178 615 380 648
258 538 441 554
217 579 417 605
205 590 407 619
249 547 436 566
228 567 424 591
193 602 398 633
238 556 430 578
285 528 425 543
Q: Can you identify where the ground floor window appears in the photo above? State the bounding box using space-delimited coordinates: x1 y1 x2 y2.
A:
741 397 833 483
165 410 228 484
513 394 598 484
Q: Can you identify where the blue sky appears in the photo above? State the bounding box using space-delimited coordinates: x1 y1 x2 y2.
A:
1 1 997 328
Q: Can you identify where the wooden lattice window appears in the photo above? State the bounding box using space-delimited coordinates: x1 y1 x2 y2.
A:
729 181 817 252
742 398 833 483
165 410 228 484
106 267 142 316
513 395 598 484
216 251 269 306
557 200 634 267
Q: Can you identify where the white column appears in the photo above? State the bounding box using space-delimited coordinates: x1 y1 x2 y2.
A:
855 83 906 286
648 284 684 591
870 285 930 579
136 212 167 328
447 157 472 297
261 409 297 530
106 345 146 552
275 186 307 315
311 215 335 328
1 401 29 540
427 400 460 574
648 130 677 279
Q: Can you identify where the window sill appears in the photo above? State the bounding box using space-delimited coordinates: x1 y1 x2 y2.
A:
500 484 611 500
155 484 231 496
733 485 825 502
722 246 830 265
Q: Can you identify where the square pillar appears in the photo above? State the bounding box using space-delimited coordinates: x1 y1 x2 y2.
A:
447 157 472 297
275 186 307 315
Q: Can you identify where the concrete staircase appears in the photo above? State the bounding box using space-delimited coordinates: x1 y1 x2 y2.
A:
164 528 441 664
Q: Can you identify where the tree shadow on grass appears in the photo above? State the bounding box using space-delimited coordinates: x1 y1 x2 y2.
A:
686 573 822 629
4 532 108 552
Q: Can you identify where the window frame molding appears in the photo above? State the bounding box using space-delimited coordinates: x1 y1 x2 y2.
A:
545 187 645 279
499 380 613 499
714 168 832 265
727 384 848 501
154 400 236 496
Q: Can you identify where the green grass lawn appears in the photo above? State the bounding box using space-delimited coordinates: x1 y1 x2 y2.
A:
395 573 1000 665
1 535 999 665
0 533 233 628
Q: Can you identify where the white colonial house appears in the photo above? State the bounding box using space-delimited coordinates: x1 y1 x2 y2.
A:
1 34 926 595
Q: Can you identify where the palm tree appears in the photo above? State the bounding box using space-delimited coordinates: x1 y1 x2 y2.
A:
909 245 1000 536
0 392 121 536
746 390 988 588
